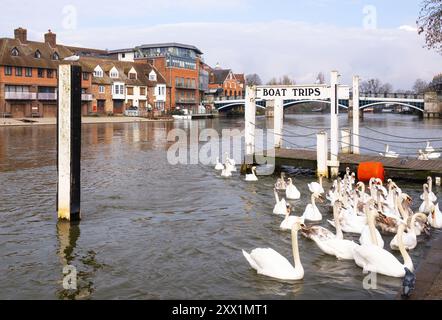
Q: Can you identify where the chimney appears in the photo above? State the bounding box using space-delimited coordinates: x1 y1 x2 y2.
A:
44 30 56 47
14 27 27 43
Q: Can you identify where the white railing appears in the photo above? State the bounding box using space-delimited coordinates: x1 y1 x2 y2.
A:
5 92 37 100
38 92 58 100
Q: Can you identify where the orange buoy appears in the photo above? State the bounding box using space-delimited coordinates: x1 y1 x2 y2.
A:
357 162 385 183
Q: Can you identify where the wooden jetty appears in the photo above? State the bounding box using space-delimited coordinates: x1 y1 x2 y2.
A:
259 148 442 181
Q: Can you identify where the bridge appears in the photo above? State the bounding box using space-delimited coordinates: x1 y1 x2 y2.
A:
214 92 425 113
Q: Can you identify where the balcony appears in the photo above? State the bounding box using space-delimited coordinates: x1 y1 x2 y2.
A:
176 97 196 104
38 92 57 100
82 93 93 101
176 83 197 90
5 92 37 100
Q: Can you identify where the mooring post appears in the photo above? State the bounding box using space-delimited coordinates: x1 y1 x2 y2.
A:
341 128 351 154
274 98 283 148
329 71 340 178
57 64 82 221
317 131 329 178
244 85 257 164
352 75 360 154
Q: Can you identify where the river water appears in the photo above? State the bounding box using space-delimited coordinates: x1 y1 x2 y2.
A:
0 114 441 299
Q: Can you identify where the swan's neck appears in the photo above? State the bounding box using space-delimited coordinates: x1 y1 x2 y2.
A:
397 225 414 271
367 212 378 246
334 206 344 240
274 190 280 203
428 179 433 193
311 194 316 207
319 175 323 187
396 196 408 221
291 228 303 273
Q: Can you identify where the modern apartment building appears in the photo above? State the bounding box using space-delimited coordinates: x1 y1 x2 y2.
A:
111 43 208 113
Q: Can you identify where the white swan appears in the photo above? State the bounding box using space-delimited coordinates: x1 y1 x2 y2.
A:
308 201 359 260
379 144 399 158
302 192 324 222
273 188 287 215
390 213 427 251
420 177 437 202
308 175 325 194
245 166 258 182
353 222 414 278
221 166 232 178
215 157 224 171
285 178 301 200
280 205 301 230
419 184 433 214
359 202 384 248
275 172 287 191
242 218 304 280
428 203 442 229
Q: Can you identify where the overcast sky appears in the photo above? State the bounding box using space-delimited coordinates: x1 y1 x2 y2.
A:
0 0 440 89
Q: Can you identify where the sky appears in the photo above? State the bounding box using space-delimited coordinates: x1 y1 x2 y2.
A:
0 0 440 89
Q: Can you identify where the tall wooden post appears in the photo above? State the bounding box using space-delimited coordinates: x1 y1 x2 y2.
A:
329 71 340 178
317 131 329 178
274 98 283 148
244 85 256 164
352 75 360 154
57 64 82 221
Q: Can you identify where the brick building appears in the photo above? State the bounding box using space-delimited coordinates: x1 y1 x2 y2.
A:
208 66 244 99
0 28 107 118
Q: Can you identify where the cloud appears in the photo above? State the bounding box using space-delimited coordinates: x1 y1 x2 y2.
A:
50 20 441 90
398 25 418 32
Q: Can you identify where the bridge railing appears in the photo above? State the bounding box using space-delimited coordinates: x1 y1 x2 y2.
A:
359 92 424 100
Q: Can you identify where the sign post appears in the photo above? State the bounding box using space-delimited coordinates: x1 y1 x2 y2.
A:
329 71 340 178
352 76 360 154
57 64 82 221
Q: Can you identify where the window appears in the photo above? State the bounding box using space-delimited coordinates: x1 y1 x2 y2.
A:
110 67 119 78
127 87 134 95
129 73 136 80
47 70 54 78
83 73 89 81
140 87 146 96
149 71 157 81
52 52 59 60
15 67 22 77
25 68 32 77
11 47 19 56
38 68 44 78
99 86 105 94
5 85 30 92
94 66 103 78
122 53 126 58
4 66 12 76
34 50 41 59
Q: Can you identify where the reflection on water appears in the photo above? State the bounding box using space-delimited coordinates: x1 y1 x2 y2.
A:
0 114 441 299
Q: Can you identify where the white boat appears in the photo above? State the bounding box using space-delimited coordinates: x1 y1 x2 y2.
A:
172 109 192 120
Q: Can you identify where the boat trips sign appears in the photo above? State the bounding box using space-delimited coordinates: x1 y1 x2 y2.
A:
255 85 350 100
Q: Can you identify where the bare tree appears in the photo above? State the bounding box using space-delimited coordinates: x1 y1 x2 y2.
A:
266 77 279 85
417 0 442 53
245 74 263 86
280 75 296 85
412 78 429 93
360 78 393 94
316 72 325 84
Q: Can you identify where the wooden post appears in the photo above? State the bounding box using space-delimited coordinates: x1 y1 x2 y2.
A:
57 64 82 221
329 71 340 178
317 131 329 178
341 128 351 154
352 75 360 154
244 85 256 164
274 98 283 148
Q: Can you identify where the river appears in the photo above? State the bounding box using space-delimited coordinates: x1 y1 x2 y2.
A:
0 113 441 299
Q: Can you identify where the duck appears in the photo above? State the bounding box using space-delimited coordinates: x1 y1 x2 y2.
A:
273 188 287 215
308 175 325 194
275 172 287 191
285 178 301 200
428 203 442 229
390 213 428 250
245 166 258 182
353 221 414 278
214 157 224 171
302 192 324 222
305 201 359 260
242 218 304 280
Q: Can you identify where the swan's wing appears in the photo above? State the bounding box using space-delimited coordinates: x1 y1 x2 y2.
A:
302 225 335 241
325 239 359 260
249 248 294 275
353 244 403 276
